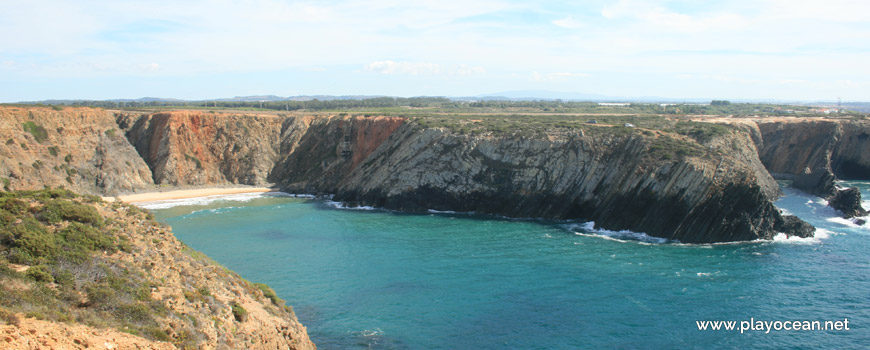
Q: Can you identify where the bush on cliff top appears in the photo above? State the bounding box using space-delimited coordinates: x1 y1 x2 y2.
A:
0 189 168 343
22 121 49 143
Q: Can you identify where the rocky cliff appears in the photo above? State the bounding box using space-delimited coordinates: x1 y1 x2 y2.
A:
0 189 315 350
0 107 153 195
118 111 284 186
325 123 810 243
0 107 819 243
753 118 870 217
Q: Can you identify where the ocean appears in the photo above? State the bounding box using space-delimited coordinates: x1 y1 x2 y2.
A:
148 182 870 349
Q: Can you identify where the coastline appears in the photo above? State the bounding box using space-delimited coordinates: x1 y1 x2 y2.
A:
103 187 275 203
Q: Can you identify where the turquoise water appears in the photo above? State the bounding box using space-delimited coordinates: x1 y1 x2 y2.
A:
150 184 870 349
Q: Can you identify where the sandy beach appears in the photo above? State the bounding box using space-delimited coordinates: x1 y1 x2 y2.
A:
104 187 274 203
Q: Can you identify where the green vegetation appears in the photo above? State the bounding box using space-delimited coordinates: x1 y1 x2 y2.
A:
1 178 9 191
9 96 865 118
0 189 167 343
22 121 49 143
184 154 203 169
254 283 281 305
47 146 59 157
5 138 13 145
105 129 116 137
230 301 247 322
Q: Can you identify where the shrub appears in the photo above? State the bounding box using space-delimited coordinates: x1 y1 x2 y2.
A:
231 301 247 322
1 178 9 191
39 199 102 226
59 222 116 261
105 129 116 137
22 121 49 143
254 283 281 305
5 138 13 145
25 265 54 283
47 146 59 157
0 308 21 326
1 197 29 215
64 154 73 163
6 218 57 264
85 282 116 307
144 326 172 342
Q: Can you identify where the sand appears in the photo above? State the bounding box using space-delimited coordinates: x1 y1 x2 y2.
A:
103 187 274 203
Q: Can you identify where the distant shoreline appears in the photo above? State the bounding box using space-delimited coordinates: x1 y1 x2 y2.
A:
104 187 274 203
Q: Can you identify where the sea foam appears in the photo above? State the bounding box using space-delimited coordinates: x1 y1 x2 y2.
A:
136 191 300 209
565 221 671 245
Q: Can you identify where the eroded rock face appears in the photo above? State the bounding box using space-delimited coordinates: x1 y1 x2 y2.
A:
0 107 153 195
118 111 284 186
0 107 819 243
327 124 809 243
268 115 406 193
754 119 870 217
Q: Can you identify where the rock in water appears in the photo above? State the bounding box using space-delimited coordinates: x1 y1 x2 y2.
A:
828 187 868 218
775 215 816 238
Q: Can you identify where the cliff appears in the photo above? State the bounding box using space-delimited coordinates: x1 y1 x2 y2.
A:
752 118 870 217
118 111 284 186
326 123 809 243
0 107 153 195
0 189 316 350
0 107 818 243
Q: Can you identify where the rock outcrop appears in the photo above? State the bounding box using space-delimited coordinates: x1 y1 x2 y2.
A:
0 107 823 243
326 124 809 243
268 115 406 193
753 118 869 217
0 107 153 195
828 187 868 218
118 111 284 186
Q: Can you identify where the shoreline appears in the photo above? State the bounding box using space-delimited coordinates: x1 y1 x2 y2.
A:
103 187 275 203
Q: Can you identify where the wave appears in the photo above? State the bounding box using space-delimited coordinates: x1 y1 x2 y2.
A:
324 201 377 211
137 191 302 209
771 228 838 245
564 221 672 245
825 215 870 230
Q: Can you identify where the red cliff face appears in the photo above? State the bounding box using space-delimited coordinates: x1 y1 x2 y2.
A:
119 112 407 190
351 116 406 170
120 111 284 186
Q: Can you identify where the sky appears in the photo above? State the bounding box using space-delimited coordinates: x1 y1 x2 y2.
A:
1 0 869 102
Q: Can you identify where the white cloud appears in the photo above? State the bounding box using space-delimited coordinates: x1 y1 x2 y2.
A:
1 0 869 100
552 17 583 29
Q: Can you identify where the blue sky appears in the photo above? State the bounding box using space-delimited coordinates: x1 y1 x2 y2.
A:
1 0 869 102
